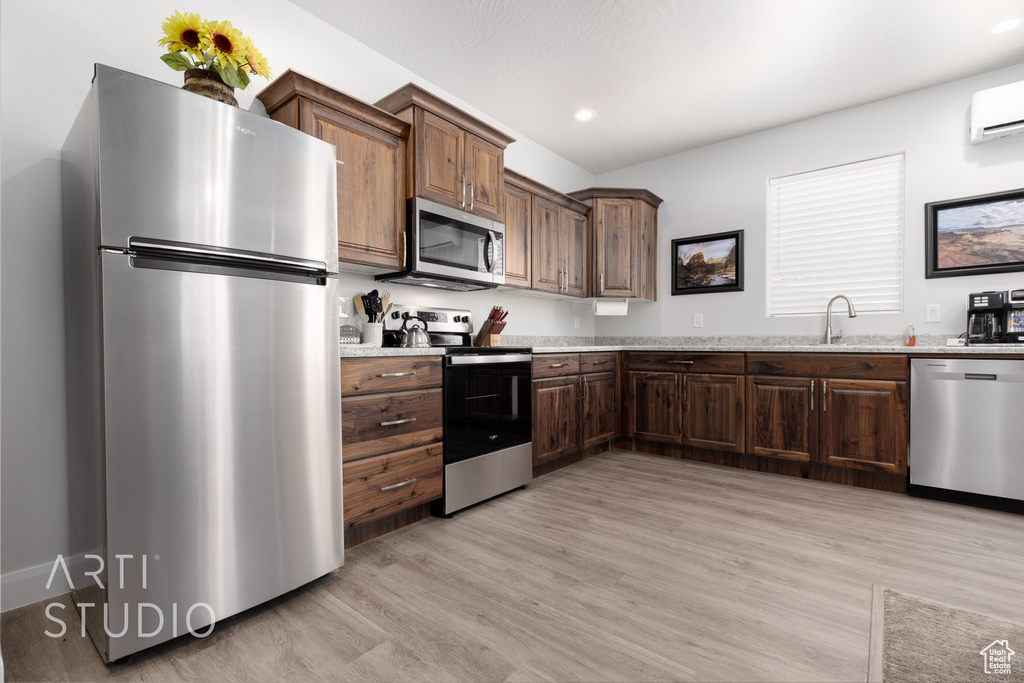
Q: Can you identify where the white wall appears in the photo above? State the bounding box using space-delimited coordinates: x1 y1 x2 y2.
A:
595 63 1024 339
0 0 594 611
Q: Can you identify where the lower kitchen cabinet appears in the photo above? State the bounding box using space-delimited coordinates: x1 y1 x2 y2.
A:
340 356 444 544
532 352 620 468
745 354 908 475
627 371 682 444
682 373 745 453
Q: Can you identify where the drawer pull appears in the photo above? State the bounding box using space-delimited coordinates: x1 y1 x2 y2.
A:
380 417 417 427
380 371 416 377
380 478 417 492
669 360 694 364
549 363 568 368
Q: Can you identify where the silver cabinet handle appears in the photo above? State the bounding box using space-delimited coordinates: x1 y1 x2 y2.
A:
584 375 589 402
550 363 568 368
380 417 417 427
669 360 694 364
380 371 416 377
381 478 416 492
461 174 466 209
810 379 815 411
682 374 687 405
599 272 605 294
822 380 827 412
470 178 475 211
399 231 406 269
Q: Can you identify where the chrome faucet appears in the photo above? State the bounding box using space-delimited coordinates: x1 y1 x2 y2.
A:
824 295 857 344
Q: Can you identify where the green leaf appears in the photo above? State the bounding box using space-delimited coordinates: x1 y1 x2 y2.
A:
160 52 192 72
217 65 245 89
235 66 251 90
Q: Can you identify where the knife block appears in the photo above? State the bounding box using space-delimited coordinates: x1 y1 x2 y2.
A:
473 332 501 347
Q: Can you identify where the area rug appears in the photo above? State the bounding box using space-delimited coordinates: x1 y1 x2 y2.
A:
868 585 1024 682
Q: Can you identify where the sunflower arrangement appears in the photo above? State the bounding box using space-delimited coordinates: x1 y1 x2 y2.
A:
158 11 271 89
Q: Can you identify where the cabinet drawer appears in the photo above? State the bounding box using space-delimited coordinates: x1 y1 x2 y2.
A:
342 388 443 462
343 443 443 529
628 352 744 375
746 353 908 381
580 352 618 374
533 353 580 378
340 356 442 396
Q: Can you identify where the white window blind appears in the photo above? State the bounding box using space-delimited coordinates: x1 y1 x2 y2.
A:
767 154 904 317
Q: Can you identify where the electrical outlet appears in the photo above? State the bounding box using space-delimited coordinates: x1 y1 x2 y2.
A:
926 304 941 323
574 316 580 330
693 313 704 328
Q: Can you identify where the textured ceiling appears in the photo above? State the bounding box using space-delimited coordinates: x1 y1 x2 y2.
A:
289 0 1024 174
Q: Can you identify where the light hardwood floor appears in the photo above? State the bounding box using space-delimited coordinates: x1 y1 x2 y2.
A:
4 450 1024 682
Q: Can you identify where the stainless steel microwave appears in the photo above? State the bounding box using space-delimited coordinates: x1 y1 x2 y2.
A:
376 197 505 291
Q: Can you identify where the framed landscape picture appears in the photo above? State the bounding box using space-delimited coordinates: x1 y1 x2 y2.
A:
925 187 1024 278
671 230 743 295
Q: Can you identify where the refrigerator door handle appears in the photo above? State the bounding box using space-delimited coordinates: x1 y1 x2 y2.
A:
127 237 329 276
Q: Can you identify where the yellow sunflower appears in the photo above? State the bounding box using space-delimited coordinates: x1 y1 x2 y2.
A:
157 10 207 57
242 36 272 79
204 20 246 70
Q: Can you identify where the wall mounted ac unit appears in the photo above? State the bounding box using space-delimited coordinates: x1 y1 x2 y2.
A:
970 80 1024 145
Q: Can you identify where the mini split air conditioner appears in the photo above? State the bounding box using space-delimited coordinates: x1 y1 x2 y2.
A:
970 80 1024 145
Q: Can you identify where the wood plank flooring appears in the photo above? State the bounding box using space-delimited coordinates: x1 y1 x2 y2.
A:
4 450 1024 682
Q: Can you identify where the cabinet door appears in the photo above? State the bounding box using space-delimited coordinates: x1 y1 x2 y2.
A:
594 198 635 297
820 379 907 474
465 134 504 221
308 102 406 269
562 207 590 297
531 196 562 294
502 182 532 288
581 371 619 449
417 110 464 209
637 200 658 301
746 376 816 462
532 376 579 465
683 373 745 453
628 371 682 444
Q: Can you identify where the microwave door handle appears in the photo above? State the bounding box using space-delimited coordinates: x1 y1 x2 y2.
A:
485 231 498 273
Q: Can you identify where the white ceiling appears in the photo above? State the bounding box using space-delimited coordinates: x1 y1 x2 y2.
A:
290 0 1024 174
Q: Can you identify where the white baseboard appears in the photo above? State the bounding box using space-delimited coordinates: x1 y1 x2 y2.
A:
1 554 83 612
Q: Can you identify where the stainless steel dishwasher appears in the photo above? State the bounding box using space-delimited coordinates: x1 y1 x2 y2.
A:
910 358 1024 507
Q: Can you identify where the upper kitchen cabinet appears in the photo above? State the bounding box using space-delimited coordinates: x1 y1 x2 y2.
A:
375 84 515 223
568 188 663 301
504 169 590 297
257 70 410 271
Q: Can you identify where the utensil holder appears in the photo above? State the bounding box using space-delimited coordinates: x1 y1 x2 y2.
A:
362 322 383 347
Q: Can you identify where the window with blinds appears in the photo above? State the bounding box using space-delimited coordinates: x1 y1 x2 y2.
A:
767 153 904 317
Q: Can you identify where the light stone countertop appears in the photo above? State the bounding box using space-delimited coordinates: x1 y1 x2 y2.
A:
339 335 1024 358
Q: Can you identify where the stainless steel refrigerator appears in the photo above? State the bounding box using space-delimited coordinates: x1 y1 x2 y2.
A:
62 64 343 661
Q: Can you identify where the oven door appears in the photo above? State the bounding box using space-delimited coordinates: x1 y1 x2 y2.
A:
444 354 531 464
411 197 505 286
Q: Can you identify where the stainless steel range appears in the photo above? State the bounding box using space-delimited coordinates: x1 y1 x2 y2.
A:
384 305 532 514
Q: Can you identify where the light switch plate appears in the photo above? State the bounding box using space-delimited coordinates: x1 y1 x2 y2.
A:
926 304 941 323
693 313 704 328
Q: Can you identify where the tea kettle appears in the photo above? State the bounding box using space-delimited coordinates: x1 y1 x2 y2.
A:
399 316 432 348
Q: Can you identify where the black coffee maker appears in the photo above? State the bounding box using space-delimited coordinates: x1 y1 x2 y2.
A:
966 291 1006 344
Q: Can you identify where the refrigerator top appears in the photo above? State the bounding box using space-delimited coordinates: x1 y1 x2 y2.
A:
89 64 338 270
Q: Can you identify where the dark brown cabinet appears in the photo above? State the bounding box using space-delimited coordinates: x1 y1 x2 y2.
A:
257 70 409 271
532 353 619 467
626 352 746 452
562 207 589 297
376 84 514 223
501 176 532 289
568 188 663 301
745 354 908 474
531 195 563 295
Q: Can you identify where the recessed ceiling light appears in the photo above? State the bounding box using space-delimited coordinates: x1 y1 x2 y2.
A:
572 108 596 122
985 15 1021 35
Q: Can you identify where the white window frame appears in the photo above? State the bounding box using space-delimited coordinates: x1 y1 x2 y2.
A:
766 153 905 317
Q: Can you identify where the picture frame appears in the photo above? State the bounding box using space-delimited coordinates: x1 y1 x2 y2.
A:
925 187 1024 279
671 230 744 295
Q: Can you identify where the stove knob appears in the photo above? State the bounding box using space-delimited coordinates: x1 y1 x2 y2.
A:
392 311 401 319
453 315 463 323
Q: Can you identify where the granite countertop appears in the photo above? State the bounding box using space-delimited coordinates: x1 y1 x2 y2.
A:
339 335 1024 358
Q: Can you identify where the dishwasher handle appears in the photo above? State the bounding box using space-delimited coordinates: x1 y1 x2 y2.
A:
964 373 998 381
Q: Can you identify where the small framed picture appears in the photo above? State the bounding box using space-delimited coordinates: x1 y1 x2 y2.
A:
925 187 1024 278
671 230 744 295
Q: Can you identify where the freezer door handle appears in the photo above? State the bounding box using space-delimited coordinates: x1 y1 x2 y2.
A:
127 237 329 275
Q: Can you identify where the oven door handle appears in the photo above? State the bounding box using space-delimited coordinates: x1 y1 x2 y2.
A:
448 353 533 365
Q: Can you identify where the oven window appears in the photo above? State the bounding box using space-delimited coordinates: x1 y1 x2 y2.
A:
419 210 496 274
444 362 531 464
